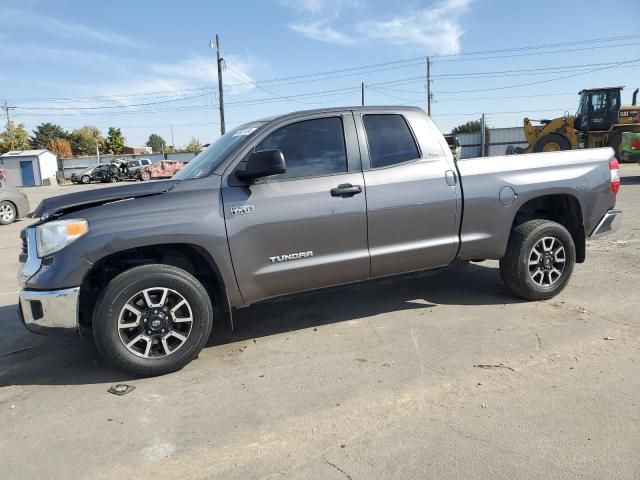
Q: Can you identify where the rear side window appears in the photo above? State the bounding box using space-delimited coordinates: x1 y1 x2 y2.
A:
256 117 347 180
363 114 420 168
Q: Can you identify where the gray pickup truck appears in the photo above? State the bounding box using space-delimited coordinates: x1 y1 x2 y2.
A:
18 106 621 375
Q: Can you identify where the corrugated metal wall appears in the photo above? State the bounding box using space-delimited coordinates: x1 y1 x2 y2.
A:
458 127 526 159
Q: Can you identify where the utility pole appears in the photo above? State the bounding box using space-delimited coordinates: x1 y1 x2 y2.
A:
480 113 486 157
170 125 175 150
210 35 226 136
426 57 433 116
3 100 15 150
361 82 365 106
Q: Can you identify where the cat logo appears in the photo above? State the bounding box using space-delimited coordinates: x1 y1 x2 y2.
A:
231 205 255 216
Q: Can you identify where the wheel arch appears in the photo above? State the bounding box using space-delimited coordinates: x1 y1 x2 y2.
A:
79 243 232 333
509 193 585 263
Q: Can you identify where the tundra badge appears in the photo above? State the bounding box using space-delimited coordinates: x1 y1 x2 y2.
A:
231 205 255 216
269 251 314 263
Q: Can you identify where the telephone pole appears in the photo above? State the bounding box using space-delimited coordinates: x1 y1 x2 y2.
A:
426 57 433 116
210 35 226 136
361 82 365 106
3 100 15 150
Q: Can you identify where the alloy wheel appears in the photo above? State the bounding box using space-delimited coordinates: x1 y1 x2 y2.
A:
528 236 566 287
117 287 194 358
0 203 15 223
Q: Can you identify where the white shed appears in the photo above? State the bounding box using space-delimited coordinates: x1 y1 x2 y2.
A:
0 150 58 187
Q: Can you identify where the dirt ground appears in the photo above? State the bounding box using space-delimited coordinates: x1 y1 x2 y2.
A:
1 167 639 479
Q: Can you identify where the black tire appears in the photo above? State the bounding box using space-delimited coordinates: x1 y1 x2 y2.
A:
109 176 119 183
140 171 151 181
81 175 91 184
533 133 572 153
93 264 213 376
499 220 576 301
0 200 17 225
608 133 623 160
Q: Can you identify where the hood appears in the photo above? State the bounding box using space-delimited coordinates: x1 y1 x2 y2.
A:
31 179 180 220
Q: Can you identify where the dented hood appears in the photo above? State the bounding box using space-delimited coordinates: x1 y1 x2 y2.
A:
31 179 179 220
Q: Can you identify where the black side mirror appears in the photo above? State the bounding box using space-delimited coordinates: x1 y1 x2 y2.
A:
236 149 286 182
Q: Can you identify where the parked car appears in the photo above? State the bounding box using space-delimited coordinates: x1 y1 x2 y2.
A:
137 160 183 181
0 184 30 225
70 163 121 184
125 158 152 178
19 106 621 375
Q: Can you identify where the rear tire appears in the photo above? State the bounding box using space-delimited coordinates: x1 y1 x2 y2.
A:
93 264 213 376
533 133 572 153
499 220 576 301
608 133 623 160
0 201 16 225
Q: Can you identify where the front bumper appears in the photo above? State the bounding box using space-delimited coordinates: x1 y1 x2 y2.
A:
590 209 621 238
18 287 80 335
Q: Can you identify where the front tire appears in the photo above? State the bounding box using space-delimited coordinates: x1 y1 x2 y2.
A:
533 133 572 153
81 175 91 184
93 264 213 376
499 220 576 301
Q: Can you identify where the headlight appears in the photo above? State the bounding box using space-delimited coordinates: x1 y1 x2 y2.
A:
36 218 88 257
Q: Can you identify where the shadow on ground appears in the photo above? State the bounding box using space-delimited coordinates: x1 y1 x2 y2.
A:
621 175 640 185
0 261 518 387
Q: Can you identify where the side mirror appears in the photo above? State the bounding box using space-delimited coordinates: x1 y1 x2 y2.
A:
236 149 286 182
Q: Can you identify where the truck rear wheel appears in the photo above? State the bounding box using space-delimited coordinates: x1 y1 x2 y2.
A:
93 264 213 376
499 220 576 300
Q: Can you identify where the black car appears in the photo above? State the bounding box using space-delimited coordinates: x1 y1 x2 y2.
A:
70 163 121 184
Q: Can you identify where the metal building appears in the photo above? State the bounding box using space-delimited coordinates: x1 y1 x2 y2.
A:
0 150 59 187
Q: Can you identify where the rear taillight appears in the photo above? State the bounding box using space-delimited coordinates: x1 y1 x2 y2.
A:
609 157 620 194
631 138 640 150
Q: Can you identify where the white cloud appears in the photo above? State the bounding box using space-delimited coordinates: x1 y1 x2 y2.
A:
0 8 142 47
357 0 471 54
283 0 472 54
290 21 354 45
279 0 360 15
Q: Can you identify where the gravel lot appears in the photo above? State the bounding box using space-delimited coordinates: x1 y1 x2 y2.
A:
1 167 639 480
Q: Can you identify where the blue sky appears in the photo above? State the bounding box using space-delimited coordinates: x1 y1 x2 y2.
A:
1 0 639 147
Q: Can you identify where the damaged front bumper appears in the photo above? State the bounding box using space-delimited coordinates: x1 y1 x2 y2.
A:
18 227 80 335
18 287 80 335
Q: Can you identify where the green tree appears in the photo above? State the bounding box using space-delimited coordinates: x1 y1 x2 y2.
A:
104 127 125 154
70 125 104 156
451 120 482 134
186 137 202 153
47 137 73 158
0 121 31 153
146 133 166 153
31 122 69 149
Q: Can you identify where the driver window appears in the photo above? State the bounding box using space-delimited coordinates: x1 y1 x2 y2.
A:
255 117 347 180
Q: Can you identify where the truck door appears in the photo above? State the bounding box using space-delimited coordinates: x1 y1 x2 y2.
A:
355 111 461 278
221 113 369 304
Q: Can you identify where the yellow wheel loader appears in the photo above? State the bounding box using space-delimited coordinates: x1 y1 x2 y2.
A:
510 87 640 159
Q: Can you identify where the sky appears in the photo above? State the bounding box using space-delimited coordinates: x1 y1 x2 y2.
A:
1 0 639 147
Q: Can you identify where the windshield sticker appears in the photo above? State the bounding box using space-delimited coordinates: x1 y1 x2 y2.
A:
233 127 258 137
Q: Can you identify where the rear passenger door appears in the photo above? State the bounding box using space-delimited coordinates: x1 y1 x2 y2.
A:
356 111 461 278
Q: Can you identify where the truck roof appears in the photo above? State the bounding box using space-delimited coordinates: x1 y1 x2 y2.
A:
256 105 426 124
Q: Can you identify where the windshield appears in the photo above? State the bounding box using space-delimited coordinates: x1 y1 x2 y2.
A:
173 122 265 180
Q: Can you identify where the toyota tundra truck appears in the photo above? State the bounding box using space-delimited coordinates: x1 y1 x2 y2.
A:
17 106 621 375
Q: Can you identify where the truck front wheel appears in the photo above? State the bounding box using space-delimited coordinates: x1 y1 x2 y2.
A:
93 264 213 376
499 220 576 301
